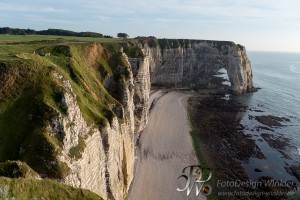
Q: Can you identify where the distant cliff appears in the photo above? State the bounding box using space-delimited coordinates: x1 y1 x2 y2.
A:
140 39 254 94
0 38 255 200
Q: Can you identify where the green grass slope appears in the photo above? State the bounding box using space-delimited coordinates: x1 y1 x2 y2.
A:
0 161 102 199
0 160 39 179
0 177 102 199
0 39 136 180
0 37 140 198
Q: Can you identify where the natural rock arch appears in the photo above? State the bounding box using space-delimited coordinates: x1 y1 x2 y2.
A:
209 68 231 88
146 41 254 94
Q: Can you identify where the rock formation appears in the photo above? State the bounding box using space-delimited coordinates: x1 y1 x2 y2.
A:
47 51 136 200
143 40 254 94
0 39 255 200
58 40 254 199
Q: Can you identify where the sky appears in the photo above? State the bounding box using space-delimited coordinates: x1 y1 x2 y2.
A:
1 0 300 52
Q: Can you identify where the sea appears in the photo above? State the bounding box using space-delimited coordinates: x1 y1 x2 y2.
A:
234 51 300 184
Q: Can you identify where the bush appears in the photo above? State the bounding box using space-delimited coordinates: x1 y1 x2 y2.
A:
117 33 129 38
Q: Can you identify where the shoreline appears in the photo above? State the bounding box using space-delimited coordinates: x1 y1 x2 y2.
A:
187 90 299 199
126 87 299 199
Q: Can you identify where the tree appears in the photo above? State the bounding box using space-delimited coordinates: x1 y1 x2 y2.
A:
0 27 104 38
0 27 12 34
25 28 36 35
117 33 129 38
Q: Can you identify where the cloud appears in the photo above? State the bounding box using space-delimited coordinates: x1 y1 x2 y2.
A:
56 0 300 25
3 0 297 24
24 14 73 24
39 7 69 13
0 2 69 14
1 0 300 51
0 2 32 12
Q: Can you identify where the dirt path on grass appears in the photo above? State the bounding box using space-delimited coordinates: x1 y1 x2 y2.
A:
126 91 205 200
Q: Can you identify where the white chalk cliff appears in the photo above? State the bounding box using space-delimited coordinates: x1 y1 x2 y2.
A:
50 40 254 199
145 40 254 94
0 40 254 200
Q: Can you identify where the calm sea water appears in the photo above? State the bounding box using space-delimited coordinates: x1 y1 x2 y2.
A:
236 51 300 183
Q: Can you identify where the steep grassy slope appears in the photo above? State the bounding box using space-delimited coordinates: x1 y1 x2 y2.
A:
0 161 39 179
0 39 134 181
0 36 150 199
0 160 102 199
0 177 102 199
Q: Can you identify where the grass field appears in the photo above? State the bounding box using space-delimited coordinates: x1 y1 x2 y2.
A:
0 34 123 42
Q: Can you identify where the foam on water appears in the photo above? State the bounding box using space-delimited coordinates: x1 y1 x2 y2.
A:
289 65 300 75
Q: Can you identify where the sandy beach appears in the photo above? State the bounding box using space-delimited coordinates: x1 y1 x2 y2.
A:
126 91 205 200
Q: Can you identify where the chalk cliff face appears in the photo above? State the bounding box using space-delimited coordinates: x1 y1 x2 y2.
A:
144 41 254 94
128 56 151 133
0 39 255 200
48 69 134 200
44 41 254 199
0 43 138 200
50 49 151 200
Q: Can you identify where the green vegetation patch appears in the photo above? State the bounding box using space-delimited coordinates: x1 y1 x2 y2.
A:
0 160 39 179
0 177 102 200
100 41 144 58
237 44 244 51
0 34 120 43
156 39 236 50
137 38 158 48
69 136 86 160
187 96 216 200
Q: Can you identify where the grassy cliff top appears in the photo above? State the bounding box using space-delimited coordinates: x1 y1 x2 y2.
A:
0 34 241 51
